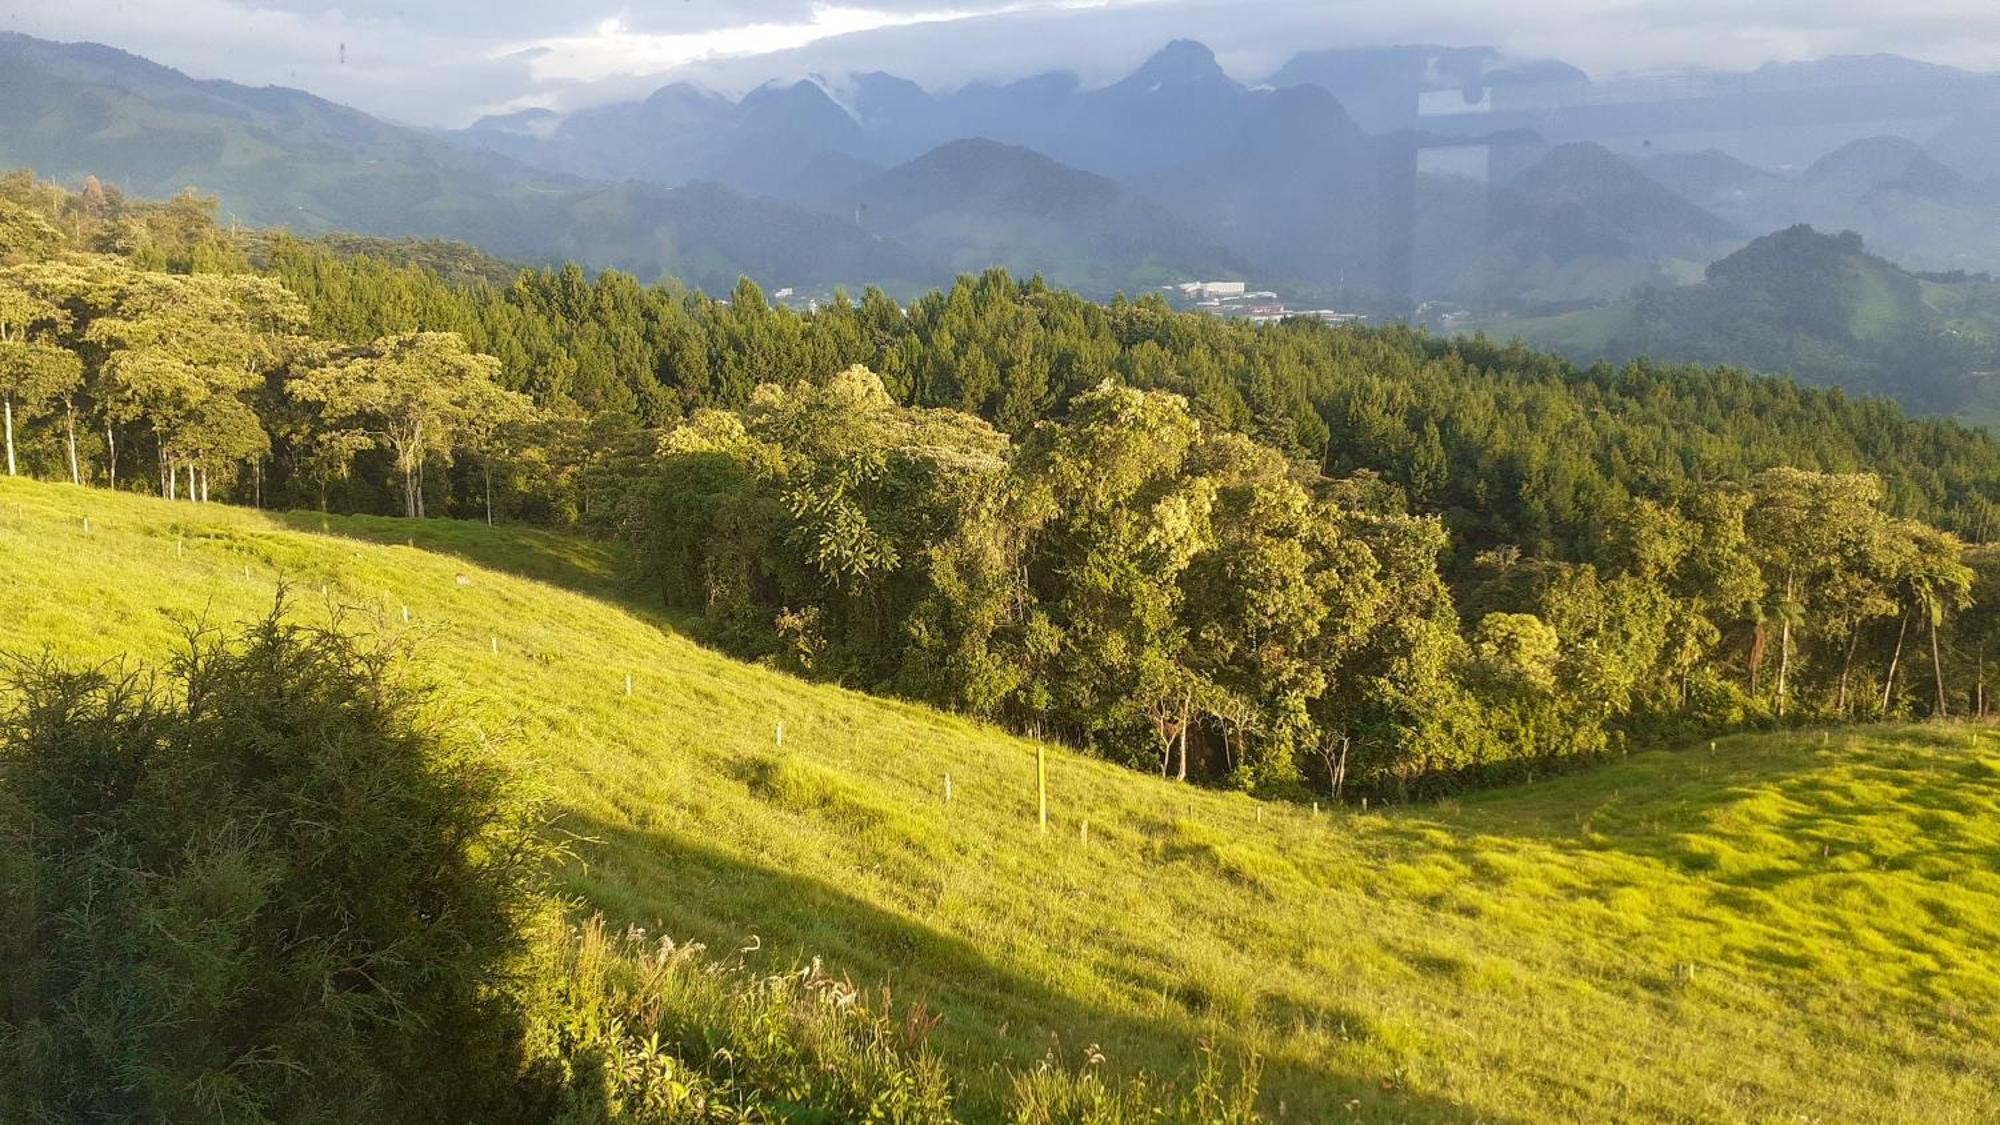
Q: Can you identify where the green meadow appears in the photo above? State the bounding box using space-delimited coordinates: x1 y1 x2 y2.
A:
3 475 1996 1122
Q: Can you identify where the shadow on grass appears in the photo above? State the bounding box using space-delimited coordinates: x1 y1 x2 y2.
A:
561 813 1515 1124
268 511 728 644
271 511 631 599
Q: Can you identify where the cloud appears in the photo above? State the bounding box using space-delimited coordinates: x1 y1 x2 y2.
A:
504 3 1001 85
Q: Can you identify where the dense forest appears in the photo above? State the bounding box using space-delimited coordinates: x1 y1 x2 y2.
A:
5 170 1999 797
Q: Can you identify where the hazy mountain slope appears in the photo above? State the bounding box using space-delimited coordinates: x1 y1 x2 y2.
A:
5 474 1998 1121
1640 150 1788 209
1422 142 1741 308
1138 82 1383 287
1634 135 2000 277
473 78 879 198
1477 225 2000 413
820 138 1251 293
0 32 930 293
463 41 1395 291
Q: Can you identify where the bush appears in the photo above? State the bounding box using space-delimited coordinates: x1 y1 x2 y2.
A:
0 602 551 1124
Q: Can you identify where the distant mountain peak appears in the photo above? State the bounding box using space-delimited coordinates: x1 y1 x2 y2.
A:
738 79 860 136
1801 135 1967 197
1511 141 1655 195
1116 39 1233 91
467 107 559 139
642 82 727 109
743 78 842 112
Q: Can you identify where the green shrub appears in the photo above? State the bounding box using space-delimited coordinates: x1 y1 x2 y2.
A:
0 603 551 1124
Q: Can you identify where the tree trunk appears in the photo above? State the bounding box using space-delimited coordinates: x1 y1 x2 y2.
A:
64 407 80 486
1175 688 1190 782
198 464 209 504
401 465 418 518
1882 607 1911 716
1775 573 1794 718
1979 641 1989 719
162 446 174 500
105 421 116 490
1929 600 1948 719
3 394 15 477
1748 621 1766 695
1332 733 1351 801
484 461 494 526
1837 623 1860 717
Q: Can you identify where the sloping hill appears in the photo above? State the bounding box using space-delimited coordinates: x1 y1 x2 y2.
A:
4 475 1997 1121
1413 141 1744 310
1473 225 2000 414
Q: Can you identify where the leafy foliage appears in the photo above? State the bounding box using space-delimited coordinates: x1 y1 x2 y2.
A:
0 606 550 1123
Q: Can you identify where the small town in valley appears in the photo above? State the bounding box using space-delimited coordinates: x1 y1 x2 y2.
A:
1169 280 1367 325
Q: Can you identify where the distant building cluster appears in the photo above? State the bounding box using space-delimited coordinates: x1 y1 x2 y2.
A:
1175 280 1247 300
1170 281 1365 327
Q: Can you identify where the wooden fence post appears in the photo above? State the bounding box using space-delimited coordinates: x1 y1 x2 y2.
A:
1037 744 1048 833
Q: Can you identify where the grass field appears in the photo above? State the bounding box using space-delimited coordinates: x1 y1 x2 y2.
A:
3 475 1997 1122
1459 302 1636 361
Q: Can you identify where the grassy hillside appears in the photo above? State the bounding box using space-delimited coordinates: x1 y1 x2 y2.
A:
4 476 1998 1122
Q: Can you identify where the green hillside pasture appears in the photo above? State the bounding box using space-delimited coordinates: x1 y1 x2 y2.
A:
2 476 1995 1122
1464 301 1636 359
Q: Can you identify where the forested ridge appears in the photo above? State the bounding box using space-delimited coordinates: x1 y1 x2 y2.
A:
5 170 1999 797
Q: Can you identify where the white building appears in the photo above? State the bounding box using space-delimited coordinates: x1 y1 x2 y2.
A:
1177 280 1248 301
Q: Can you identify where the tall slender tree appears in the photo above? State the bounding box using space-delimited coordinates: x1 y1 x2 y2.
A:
0 280 81 478
292 332 520 518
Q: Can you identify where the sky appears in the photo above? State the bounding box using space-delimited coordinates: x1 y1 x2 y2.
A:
4 0 2000 127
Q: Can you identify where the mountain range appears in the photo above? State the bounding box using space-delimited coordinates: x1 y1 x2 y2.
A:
452 38 2000 306
0 33 931 295
9 28 2000 316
